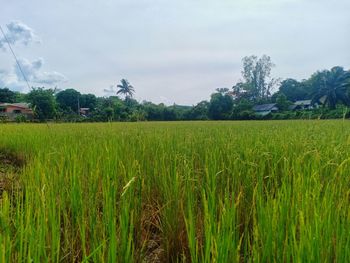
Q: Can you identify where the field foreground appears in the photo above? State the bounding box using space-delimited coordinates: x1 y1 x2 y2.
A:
0 121 349 262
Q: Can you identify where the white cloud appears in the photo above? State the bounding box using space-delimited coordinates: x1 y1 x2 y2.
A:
0 57 67 91
36 71 67 85
1 1 349 104
0 20 66 92
14 58 42 82
0 21 40 50
0 70 8 87
158 96 172 105
0 69 27 91
15 58 66 85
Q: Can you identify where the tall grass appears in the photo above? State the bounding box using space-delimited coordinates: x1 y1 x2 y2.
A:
0 120 349 262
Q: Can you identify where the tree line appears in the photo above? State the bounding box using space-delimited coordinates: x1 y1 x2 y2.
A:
1 55 350 122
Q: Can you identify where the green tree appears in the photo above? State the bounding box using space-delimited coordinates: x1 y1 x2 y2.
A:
311 67 350 109
116 79 135 99
80 94 97 109
103 107 114 121
216 88 230 95
208 90 234 120
239 55 278 100
26 88 56 121
231 98 254 119
278 78 310 102
95 96 125 121
163 107 178 121
186 101 210 120
232 82 251 101
56 89 81 113
0 88 16 103
142 102 165 121
14 92 26 103
275 93 292 111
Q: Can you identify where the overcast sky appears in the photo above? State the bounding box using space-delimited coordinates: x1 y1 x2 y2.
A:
0 0 349 105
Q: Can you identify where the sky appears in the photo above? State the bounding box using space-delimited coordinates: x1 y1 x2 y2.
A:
0 0 349 105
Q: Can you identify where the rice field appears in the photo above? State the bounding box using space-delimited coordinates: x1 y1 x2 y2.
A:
0 120 349 262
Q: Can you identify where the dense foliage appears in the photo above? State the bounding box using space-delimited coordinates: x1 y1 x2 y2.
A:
1 56 350 122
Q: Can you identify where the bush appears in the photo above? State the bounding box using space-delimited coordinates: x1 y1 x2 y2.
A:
14 114 27 123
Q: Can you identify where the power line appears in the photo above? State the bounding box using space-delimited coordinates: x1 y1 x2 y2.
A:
0 25 31 90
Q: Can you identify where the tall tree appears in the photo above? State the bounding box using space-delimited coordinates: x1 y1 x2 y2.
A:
0 88 16 103
26 88 56 121
239 55 278 100
311 67 350 109
208 90 234 120
116 79 135 99
278 78 310 102
80 94 97 109
56 89 81 113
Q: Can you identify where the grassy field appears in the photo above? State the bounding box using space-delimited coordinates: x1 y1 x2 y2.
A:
0 121 349 262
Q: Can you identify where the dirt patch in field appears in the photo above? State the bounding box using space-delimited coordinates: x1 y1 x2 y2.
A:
0 150 25 197
141 202 164 263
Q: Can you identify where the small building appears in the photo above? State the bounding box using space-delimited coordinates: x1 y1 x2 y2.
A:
79 107 90 116
0 103 34 121
253 104 278 116
289 100 318 111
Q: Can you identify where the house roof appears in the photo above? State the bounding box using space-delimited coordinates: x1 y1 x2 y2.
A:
253 103 277 111
293 100 312 106
0 103 31 109
289 105 298 110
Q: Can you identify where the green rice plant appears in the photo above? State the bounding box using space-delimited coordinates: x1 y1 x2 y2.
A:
0 120 349 262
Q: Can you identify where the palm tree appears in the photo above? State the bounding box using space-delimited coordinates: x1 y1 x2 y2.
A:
311 67 350 109
116 79 135 99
